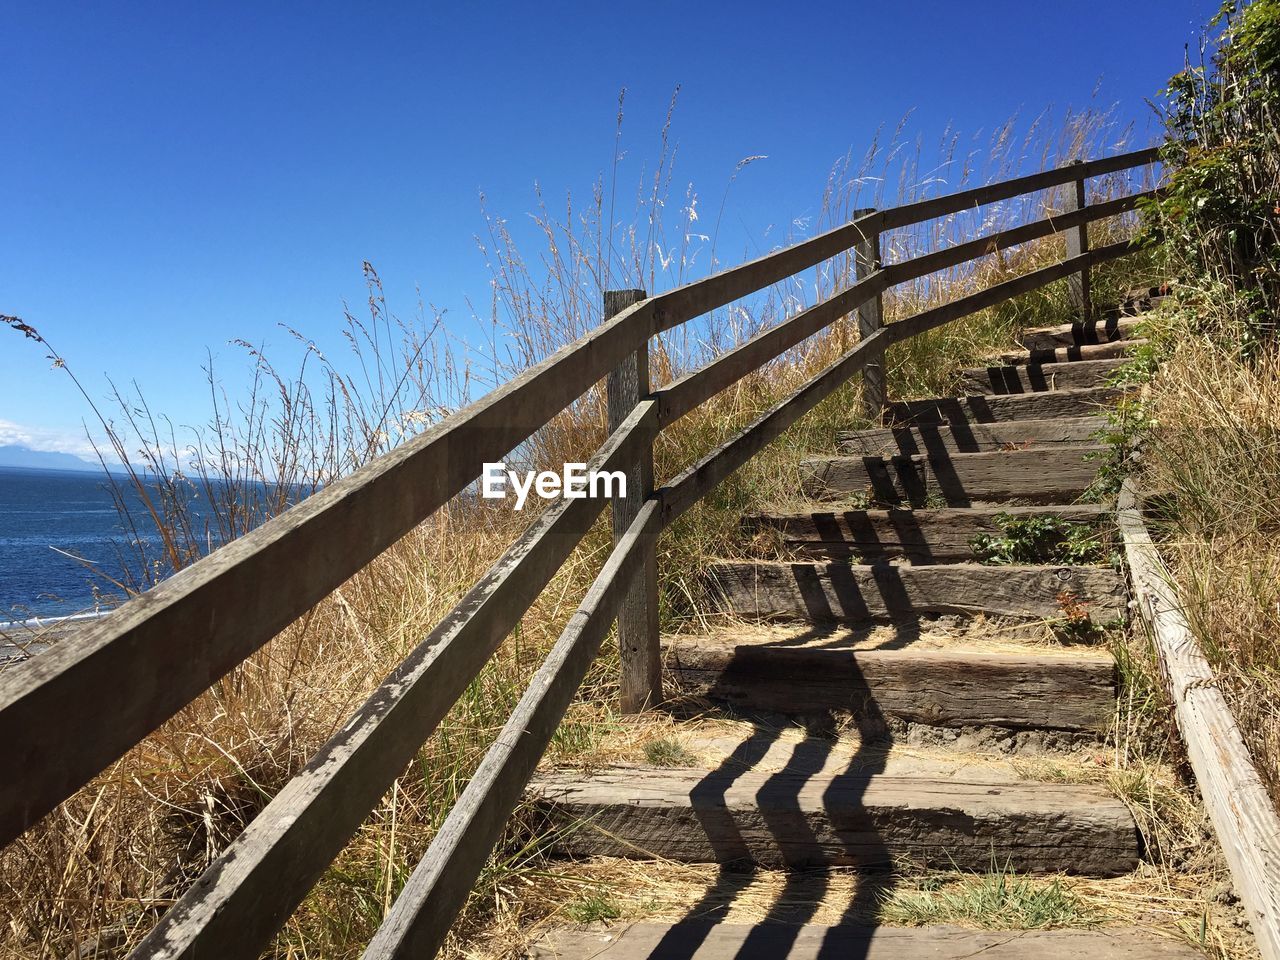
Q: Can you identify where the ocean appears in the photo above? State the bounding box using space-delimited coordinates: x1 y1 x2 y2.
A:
0 466 164 622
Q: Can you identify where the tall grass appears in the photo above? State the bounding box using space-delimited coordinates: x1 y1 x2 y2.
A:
0 100 1155 958
1128 293 1280 803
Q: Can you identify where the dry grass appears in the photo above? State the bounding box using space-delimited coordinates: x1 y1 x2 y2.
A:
1131 296 1280 804
0 102 1171 959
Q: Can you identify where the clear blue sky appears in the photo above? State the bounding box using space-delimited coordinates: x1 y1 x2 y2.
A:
2 1 1214 460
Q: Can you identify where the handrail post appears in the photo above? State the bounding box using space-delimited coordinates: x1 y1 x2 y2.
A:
1064 159 1092 320
604 288 660 713
853 209 885 424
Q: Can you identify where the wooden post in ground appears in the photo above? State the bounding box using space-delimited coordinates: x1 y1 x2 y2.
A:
605 288 660 713
1063 160 1092 321
853 209 885 424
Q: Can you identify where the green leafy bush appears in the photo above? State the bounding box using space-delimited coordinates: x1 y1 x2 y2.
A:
970 514 1107 566
1142 0 1280 352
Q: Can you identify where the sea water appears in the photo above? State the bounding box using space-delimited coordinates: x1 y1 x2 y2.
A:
0 466 165 621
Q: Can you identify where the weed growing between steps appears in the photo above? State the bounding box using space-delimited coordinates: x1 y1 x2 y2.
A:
878 863 1102 930
1 102 1165 958
969 514 1111 566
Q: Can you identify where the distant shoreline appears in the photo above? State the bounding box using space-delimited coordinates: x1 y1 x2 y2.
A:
0 462 131 479
0 609 112 632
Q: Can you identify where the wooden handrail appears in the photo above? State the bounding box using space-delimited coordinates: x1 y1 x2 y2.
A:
0 300 656 848
0 145 1159 960
129 400 659 959
876 146 1158 231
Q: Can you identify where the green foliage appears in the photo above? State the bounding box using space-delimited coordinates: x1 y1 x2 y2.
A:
970 514 1107 566
564 892 622 924
1143 0 1280 352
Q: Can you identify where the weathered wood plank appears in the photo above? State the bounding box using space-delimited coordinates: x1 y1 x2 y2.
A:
362 500 662 960
1017 315 1142 351
836 416 1104 456
888 386 1129 426
706 561 1126 623
127 406 659 960
1063 160 1092 318
746 504 1108 561
667 633 1116 731
530 923 1200 960
0 295 656 847
1119 480 1280 960
854 211 885 422
801 446 1103 505
528 766 1140 874
606 289 660 714
994 337 1145 365
957 357 1126 394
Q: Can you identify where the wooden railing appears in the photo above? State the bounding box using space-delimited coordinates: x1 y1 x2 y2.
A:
0 146 1159 958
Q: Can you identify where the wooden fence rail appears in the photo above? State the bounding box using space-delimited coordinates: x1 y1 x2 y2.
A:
0 146 1159 959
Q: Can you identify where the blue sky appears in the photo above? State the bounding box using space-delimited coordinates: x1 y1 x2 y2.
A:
2 1 1215 460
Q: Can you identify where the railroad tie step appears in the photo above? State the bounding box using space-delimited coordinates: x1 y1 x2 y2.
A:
745 503 1108 562
835 415 1104 456
1017 315 1142 352
666 630 1116 732
529 923 1200 959
956 356 1127 395
886 385 1130 426
993 337 1147 365
527 764 1139 875
800 446 1102 505
705 561 1126 623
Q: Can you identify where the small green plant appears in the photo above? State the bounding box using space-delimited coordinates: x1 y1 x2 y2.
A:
564 892 622 924
643 737 697 767
970 514 1106 566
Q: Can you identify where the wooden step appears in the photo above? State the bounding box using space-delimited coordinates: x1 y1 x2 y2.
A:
836 416 1103 456
746 504 1108 561
528 765 1139 874
667 631 1115 731
957 357 1126 394
531 923 1198 959
706 561 1125 623
888 386 1128 426
994 337 1146 365
800 447 1101 505
1017 316 1141 351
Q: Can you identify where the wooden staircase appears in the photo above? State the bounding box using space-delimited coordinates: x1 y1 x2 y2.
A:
8 149 1197 959
526 310 1201 958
